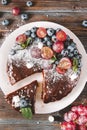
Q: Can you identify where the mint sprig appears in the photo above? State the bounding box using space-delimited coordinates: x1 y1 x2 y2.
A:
20 107 32 119
21 37 32 49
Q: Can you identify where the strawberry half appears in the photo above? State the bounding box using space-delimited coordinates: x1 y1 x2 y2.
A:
16 34 27 43
56 57 72 74
56 30 67 41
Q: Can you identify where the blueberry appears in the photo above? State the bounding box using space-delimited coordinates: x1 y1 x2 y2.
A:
46 41 52 47
64 41 70 48
76 54 82 60
26 1 33 7
31 32 36 38
78 61 82 68
47 28 55 36
19 99 28 108
34 37 42 42
67 45 74 52
82 20 87 27
2 19 9 26
1 0 8 5
61 49 68 56
68 52 74 58
74 49 78 55
44 36 50 42
31 27 37 33
56 54 62 60
21 13 28 20
66 35 71 41
52 35 56 42
25 30 31 36
71 42 76 48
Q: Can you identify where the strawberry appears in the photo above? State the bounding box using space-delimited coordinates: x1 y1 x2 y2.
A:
16 34 27 43
41 47 53 59
56 57 72 74
56 30 67 41
52 41 64 53
36 27 47 38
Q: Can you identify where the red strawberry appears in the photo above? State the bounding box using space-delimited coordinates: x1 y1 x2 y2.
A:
56 30 67 41
52 41 64 53
16 34 27 43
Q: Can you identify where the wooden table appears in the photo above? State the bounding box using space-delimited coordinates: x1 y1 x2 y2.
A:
0 0 87 130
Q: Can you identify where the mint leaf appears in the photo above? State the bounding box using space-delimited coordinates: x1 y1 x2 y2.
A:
21 107 32 119
72 58 78 72
21 43 26 49
50 55 57 63
26 37 32 46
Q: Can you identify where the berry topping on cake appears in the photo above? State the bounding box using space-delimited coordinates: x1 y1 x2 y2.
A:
56 30 67 41
36 27 47 38
56 57 72 74
53 41 64 53
41 46 53 59
16 34 27 43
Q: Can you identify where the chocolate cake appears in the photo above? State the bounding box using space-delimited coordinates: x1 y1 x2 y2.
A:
6 26 82 115
42 69 79 103
5 80 38 113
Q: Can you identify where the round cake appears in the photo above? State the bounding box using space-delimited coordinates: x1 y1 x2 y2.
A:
6 24 82 115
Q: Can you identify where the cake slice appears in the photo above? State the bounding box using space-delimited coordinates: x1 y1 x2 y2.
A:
7 61 42 85
5 80 38 114
42 70 79 103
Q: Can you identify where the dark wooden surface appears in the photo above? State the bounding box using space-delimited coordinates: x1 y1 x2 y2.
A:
0 0 87 130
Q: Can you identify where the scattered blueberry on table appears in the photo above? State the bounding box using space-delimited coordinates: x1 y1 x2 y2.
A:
1 19 9 26
21 13 29 20
1 0 8 5
82 20 87 27
26 1 33 7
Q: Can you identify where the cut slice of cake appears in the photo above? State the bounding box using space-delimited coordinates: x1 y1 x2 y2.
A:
42 69 79 103
5 80 38 114
7 61 42 85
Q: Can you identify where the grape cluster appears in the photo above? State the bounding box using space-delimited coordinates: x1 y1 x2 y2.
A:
60 105 87 130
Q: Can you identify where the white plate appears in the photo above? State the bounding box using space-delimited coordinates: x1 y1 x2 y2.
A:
0 21 87 114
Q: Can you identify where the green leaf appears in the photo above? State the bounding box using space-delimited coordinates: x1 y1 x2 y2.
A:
26 37 32 46
72 58 78 72
20 107 32 119
21 43 27 49
50 55 57 63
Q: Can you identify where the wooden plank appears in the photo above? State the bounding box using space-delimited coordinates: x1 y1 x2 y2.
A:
0 0 87 12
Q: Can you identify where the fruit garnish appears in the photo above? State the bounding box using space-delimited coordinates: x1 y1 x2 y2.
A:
52 41 64 53
56 67 66 74
16 34 27 43
30 47 41 58
41 46 53 59
57 57 72 70
50 55 57 63
56 30 67 41
56 57 71 74
72 58 78 72
60 105 87 130
36 27 47 38
12 7 20 16
20 107 32 119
